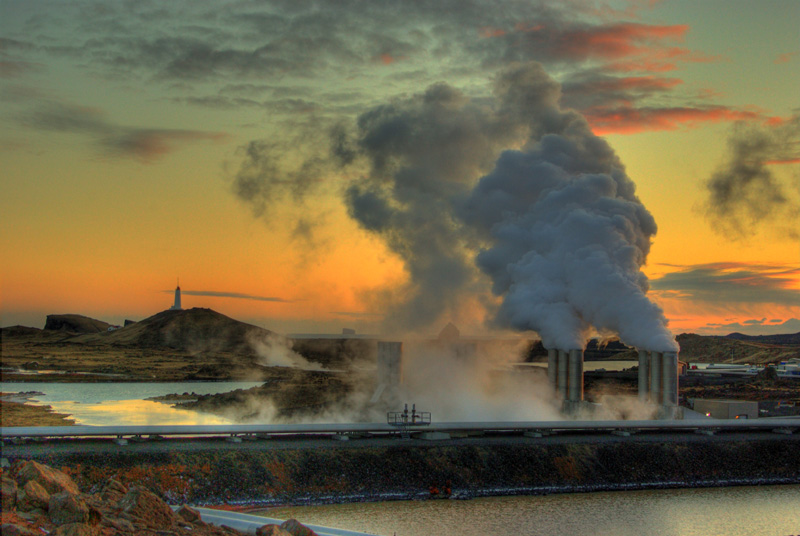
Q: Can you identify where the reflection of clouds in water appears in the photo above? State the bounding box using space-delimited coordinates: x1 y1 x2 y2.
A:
49 399 234 426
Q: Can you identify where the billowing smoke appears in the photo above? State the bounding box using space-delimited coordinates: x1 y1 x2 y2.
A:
461 137 677 351
704 116 800 239
337 79 531 331
337 62 676 351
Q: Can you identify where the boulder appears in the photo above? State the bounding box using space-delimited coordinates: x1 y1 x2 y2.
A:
280 518 319 536
16 480 50 512
51 523 96 536
117 487 181 530
16 461 79 495
1 475 17 510
48 492 90 525
177 504 203 523
257 524 294 536
0 523 41 536
98 477 127 503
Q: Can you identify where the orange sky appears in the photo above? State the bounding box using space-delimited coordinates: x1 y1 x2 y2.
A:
1 1 798 338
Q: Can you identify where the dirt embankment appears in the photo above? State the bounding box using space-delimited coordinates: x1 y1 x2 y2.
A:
0 399 75 427
4 439 798 507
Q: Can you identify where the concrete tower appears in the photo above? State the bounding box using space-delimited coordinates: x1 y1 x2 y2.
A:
170 281 182 310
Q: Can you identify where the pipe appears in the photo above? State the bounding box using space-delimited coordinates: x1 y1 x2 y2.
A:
649 351 662 404
638 350 649 402
557 350 568 398
568 349 583 402
547 348 558 388
662 351 679 406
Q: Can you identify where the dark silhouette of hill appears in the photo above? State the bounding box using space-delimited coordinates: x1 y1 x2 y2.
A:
44 314 111 333
725 332 800 346
72 308 275 356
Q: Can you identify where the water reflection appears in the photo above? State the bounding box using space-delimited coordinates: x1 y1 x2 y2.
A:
50 399 235 426
0 381 263 426
257 485 800 536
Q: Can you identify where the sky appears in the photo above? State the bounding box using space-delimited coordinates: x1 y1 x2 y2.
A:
1 0 798 340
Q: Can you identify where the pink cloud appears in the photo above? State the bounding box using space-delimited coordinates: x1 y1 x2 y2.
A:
585 105 761 135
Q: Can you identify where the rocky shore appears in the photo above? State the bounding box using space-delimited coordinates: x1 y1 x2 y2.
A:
1 460 321 536
4 436 799 508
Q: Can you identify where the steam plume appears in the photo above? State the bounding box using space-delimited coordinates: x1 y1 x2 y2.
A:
704 116 800 238
337 62 676 351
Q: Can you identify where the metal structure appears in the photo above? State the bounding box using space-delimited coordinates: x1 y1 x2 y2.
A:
639 350 679 412
2 418 797 444
546 348 585 407
387 403 431 438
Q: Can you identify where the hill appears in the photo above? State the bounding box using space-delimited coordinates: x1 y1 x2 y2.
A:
44 314 111 333
71 308 275 356
725 331 800 346
674 333 799 364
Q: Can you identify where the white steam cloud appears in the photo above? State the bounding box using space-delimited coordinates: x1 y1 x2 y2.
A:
337 62 676 351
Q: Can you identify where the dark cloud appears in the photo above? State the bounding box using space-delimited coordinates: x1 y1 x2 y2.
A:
702 317 800 336
20 101 227 161
2 0 731 129
230 133 333 221
560 71 682 111
650 263 800 306
703 116 800 238
168 290 295 303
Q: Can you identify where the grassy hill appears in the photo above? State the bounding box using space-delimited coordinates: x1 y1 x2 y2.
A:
71 308 274 356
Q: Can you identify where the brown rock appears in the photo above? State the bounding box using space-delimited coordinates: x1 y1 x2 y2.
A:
280 518 319 536
177 504 203 523
16 461 79 495
256 524 294 536
49 491 90 525
117 487 180 530
99 515 136 533
16 480 51 512
1 475 18 510
51 523 96 536
0 523 41 536
98 477 128 503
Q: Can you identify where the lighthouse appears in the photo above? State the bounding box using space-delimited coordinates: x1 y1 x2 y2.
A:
170 281 182 310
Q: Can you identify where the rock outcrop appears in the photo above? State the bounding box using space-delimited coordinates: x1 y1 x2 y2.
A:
1 461 319 536
44 314 111 334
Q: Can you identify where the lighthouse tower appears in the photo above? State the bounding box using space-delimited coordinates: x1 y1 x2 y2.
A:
170 281 182 310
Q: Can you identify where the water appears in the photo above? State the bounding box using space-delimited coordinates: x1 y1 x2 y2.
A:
255 485 800 536
0 381 263 425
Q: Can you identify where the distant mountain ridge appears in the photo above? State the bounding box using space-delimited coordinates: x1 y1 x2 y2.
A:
724 332 800 346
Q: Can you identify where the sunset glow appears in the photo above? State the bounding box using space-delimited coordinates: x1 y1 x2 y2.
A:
1 0 798 338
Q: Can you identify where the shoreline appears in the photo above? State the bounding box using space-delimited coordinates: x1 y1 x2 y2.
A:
4 434 798 507
224 477 800 513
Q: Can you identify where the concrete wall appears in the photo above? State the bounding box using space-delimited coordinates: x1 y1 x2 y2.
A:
692 399 759 419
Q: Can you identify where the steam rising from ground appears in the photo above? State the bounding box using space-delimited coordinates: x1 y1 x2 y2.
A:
397 343 560 422
247 332 322 370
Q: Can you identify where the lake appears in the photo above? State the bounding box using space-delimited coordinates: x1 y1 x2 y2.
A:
0 381 263 425
255 484 800 536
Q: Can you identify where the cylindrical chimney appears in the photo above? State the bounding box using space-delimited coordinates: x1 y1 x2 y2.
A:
662 351 679 406
649 351 662 404
557 350 568 398
637 350 649 402
568 349 583 402
547 348 558 388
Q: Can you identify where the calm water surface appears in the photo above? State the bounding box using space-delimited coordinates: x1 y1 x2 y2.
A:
257 485 800 536
0 381 263 425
